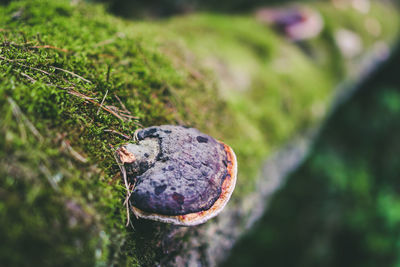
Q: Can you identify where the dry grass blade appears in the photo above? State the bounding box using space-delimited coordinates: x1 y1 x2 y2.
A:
31 45 69 53
114 93 128 112
114 152 134 227
113 94 140 120
51 65 92 84
19 72 37 83
0 55 52 76
104 129 131 140
39 163 60 191
98 104 125 121
66 89 95 100
66 90 125 120
61 140 88 163
0 40 69 52
119 113 140 120
7 97 44 142
107 105 139 119
1 53 137 122
97 89 108 115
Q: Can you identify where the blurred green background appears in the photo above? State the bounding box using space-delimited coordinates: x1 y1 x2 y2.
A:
1 0 400 266
222 40 400 267
218 2 400 267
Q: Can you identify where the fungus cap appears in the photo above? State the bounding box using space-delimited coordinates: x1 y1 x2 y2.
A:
116 125 237 226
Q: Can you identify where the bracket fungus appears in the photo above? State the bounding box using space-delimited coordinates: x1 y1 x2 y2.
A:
115 125 237 226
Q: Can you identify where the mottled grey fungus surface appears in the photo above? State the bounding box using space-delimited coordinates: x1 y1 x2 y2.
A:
115 125 237 226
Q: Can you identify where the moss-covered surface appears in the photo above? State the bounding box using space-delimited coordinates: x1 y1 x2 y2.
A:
163 1 399 197
0 0 398 266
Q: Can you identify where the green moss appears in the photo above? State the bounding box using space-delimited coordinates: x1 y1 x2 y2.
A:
0 1 236 265
0 0 398 265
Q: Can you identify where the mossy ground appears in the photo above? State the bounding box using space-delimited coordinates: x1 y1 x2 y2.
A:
0 0 398 266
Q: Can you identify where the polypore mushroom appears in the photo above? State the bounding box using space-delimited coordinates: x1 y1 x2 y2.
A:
115 125 237 226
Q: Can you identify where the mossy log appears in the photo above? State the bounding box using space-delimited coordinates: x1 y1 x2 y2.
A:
0 0 398 266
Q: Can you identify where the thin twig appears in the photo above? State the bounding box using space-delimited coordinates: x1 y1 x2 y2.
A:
50 66 92 84
39 163 60 191
106 64 111 83
107 105 139 120
128 212 135 229
0 41 33 47
63 88 94 99
119 113 140 120
19 72 36 83
46 85 125 121
123 183 134 206
1 55 135 122
31 45 69 53
7 97 43 142
9 98 27 141
61 140 88 163
114 94 128 113
114 152 134 227
0 55 52 76
98 104 124 121
42 82 125 121
61 77 78 87
94 32 125 48
97 89 108 115
66 90 125 122
94 38 115 48
0 40 68 52
126 201 131 228
133 121 144 127
104 129 131 140
10 58 29 62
